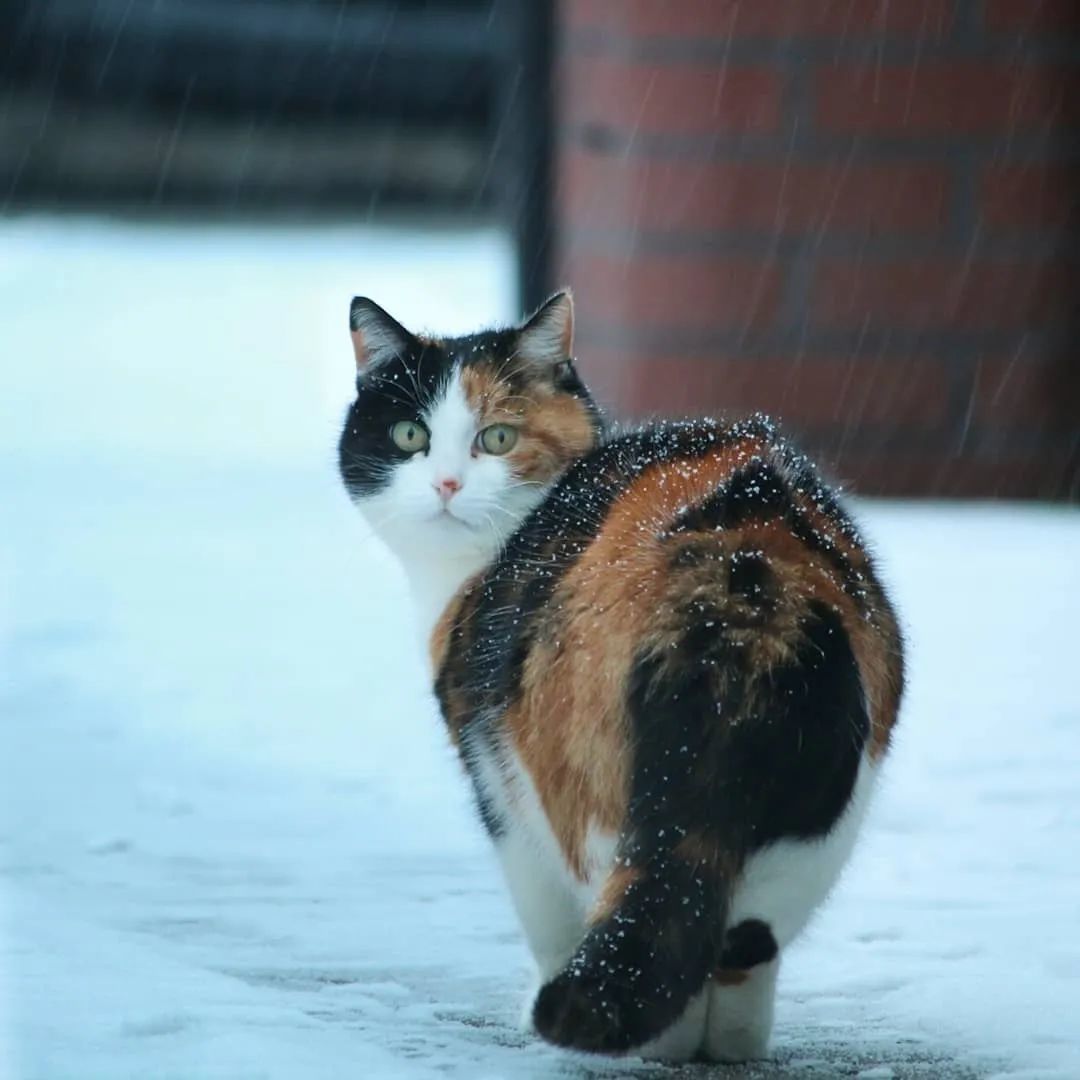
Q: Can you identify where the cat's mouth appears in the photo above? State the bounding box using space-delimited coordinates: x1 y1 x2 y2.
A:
433 505 481 533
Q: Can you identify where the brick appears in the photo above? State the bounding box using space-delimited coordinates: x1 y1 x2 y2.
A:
985 0 1080 32
980 165 1079 228
559 152 950 234
577 350 951 428
564 0 952 38
811 256 1077 329
561 56 783 136
973 353 1079 431
561 251 783 331
816 63 1080 135
571 345 1079 499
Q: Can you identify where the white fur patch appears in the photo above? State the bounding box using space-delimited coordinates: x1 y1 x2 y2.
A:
705 957 778 1062
355 367 546 641
424 374 476 488
728 756 879 948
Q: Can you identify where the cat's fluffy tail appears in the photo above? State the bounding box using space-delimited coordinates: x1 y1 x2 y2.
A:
533 852 730 1053
531 634 741 1054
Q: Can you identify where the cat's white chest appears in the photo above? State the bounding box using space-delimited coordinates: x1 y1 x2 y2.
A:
405 549 490 646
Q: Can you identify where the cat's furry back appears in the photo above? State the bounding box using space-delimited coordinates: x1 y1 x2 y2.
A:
338 293 904 1062
432 414 903 1055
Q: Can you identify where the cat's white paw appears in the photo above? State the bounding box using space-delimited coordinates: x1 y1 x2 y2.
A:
703 1024 771 1062
704 959 778 1063
635 990 708 1062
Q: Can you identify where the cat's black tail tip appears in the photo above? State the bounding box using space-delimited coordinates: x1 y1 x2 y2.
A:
532 971 649 1055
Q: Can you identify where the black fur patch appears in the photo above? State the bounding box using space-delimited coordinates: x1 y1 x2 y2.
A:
672 457 788 534
720 919 779 970
671 454 870 602
337 343 452 498
739 600 869 843
727 550 775 607
457 731 506 840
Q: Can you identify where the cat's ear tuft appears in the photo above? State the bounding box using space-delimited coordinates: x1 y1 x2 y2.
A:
518 290 574 368
349 297 412 369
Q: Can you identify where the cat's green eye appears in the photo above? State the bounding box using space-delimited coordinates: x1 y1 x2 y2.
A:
390 420 429 454
478 423 519 456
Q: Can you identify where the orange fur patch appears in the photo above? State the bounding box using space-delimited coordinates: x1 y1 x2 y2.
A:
459 364 595 485
505 641 628 879
430 580 482 749
712 968 750 986
786 490 903 756
589 864 644 925
674 832 738 874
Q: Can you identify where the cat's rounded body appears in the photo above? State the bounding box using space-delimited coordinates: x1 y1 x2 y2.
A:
339 293 904 1062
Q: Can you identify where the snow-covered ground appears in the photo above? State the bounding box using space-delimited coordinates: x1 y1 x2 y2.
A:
1 218 1078 1080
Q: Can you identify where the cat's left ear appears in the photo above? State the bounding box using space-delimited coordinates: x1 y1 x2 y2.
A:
349 297 413 370
517 290 574 370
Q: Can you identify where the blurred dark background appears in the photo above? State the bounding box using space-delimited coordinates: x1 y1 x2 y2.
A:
2 0 1077 498
0 0 553 304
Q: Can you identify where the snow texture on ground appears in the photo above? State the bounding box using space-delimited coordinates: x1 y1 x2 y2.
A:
1 218 1078 1079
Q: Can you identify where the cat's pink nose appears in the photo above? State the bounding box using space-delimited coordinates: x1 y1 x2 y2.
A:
434 477 461 502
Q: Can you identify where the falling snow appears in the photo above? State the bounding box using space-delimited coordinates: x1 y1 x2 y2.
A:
1 219 1078 1079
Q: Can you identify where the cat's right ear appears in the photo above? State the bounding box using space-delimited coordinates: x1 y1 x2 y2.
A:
349 297 412 370
517 290 574 369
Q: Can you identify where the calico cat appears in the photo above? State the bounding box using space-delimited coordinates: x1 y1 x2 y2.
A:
338 291 904 1062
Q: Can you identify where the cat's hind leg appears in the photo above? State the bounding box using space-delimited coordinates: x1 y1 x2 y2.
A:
704 756 878 1062
497 824 585 981
636 990 709 1062
496 823 587 1032
465 733 587 1029
705 957 779 1062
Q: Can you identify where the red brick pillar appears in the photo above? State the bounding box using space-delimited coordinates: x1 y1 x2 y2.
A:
554 1 1079 499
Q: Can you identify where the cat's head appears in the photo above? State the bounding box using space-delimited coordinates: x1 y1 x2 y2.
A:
338 291 601 567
